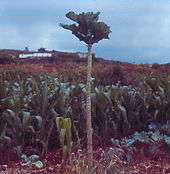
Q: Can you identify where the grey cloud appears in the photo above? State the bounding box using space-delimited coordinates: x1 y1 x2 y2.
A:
0 0 170 63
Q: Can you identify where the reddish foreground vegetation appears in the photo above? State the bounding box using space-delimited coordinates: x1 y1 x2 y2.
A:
0 50 169 173
0 138 169 174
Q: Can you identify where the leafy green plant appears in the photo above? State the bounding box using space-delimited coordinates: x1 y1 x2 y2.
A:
0 71 169 166
0 109 21 157
56 116 72 162
60 11 111 163
21 154 43 170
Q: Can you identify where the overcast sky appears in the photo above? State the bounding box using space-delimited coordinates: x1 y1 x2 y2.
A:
0 0 170 63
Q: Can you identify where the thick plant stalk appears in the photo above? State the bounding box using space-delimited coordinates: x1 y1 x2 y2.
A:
86 44 93 163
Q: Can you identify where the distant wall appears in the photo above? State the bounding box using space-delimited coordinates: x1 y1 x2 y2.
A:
19 53 52 58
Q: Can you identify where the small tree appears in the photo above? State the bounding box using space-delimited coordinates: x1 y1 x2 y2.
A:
60 11 111 162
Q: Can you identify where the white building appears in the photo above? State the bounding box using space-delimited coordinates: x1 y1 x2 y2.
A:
19 53 52 58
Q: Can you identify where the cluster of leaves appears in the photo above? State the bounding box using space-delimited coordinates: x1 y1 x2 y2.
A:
21 154 43 169
60 11 111 45
56 117 73 161
0 71 169 164
111 129 170 163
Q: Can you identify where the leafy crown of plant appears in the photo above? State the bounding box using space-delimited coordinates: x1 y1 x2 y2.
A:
60 11 111 45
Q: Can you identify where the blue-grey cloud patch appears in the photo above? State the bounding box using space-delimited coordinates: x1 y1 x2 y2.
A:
0 0 170 63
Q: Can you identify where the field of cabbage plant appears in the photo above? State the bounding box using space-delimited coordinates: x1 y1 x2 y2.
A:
0 69 169 173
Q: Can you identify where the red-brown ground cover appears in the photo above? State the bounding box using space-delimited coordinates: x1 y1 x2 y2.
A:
0 53 169 173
